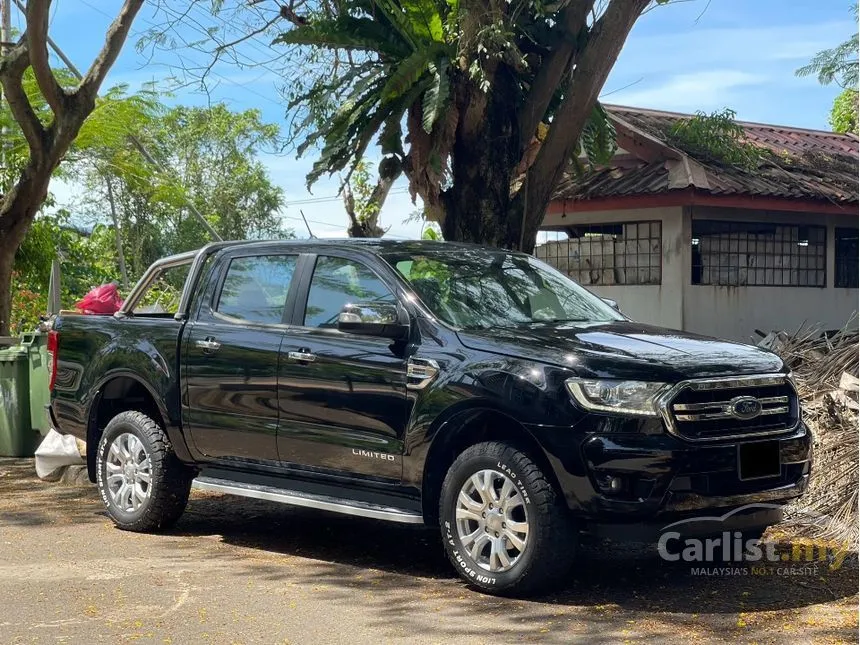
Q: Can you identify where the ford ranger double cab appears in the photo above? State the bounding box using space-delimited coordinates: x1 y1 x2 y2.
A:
49 240 811 595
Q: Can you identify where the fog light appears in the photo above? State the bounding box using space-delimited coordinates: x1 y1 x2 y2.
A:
597 474 625 494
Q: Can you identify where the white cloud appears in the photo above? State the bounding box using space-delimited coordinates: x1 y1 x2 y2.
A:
611 20 853 75
607 70 767 113
316 229 350 239
602 17 853 128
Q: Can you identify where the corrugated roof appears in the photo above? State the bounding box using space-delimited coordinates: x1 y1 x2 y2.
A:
553 105 859 205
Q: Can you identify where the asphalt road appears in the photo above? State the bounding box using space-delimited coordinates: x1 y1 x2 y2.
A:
0 458 856 644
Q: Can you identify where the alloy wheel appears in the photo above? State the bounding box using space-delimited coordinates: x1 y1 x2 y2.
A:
104 432 152 513
455 469 530 573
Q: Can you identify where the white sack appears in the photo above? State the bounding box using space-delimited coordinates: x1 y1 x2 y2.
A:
35 429 84 480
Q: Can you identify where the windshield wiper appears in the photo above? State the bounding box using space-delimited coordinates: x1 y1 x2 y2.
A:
526 318 591 324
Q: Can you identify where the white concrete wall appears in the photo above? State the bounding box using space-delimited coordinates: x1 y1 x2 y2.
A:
682 206 858 342
538 204 859 341
681 284 858 342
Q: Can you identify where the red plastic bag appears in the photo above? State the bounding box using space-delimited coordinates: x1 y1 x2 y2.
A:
75 282 124 315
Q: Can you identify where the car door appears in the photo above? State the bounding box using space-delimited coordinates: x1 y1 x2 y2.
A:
183 251 298 463
277 252 410 480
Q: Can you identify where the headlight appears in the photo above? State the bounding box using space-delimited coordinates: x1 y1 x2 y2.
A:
565 378 669 417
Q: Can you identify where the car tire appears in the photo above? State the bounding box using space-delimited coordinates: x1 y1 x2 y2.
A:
96 411 193 532
439 441 577 596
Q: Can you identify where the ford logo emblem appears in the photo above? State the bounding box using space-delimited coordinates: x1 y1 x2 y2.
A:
729 396 763 420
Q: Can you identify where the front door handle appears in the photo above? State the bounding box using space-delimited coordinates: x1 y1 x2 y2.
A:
287 351 316 363
195 337 221 353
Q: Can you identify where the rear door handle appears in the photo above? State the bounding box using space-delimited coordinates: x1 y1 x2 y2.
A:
195 337 221 353
287 351 316 363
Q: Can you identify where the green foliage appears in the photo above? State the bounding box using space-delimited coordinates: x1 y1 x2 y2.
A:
10 273 45 334
421 222 442 239
422 60 450 134
4 75 160 328
72 103 292 274
580 104 617 166
274 16 412 57
278 0 456 188
75 84 163 153
830 88 859 134
349 160 382 225
11 213 118 331
795 3 859 90
11 101 292 326
795 3 859 134
667 109 761 171
136 270 186 314
0 75 158 196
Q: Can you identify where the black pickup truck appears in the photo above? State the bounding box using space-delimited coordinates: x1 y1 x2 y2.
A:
49 240 811 595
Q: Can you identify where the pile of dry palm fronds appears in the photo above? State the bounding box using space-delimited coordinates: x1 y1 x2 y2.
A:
760 321 859 545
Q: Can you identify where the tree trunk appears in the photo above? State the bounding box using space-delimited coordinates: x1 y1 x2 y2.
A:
441 68 525 249
0 164 50 334
348 218 386 238
0 0 145 334
425 0 649 253
345 157 401 238
0 242 16 336
104 174 129 290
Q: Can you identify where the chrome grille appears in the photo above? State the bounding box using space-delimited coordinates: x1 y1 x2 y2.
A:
660 375 799 442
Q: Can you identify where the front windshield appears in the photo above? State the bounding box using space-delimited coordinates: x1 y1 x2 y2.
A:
383 248 624 330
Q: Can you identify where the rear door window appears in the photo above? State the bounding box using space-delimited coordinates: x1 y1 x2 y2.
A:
216 255 298 324
303 256 396 328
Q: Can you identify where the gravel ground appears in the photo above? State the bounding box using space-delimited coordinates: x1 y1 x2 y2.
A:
0 458 856 644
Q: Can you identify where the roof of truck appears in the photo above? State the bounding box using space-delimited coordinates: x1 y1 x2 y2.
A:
207 238 499 254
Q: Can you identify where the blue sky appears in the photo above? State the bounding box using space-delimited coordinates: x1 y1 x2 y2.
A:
33 0 858 239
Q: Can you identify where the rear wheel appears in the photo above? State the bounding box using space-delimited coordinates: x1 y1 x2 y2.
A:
439 441 577 596
96 411 193 532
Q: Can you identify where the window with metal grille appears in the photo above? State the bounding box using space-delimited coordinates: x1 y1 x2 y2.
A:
691 220 826 287
534 221 662 285
835 228 859 288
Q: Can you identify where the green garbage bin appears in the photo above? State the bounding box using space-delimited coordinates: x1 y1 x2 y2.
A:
21 332 50 436
0 340 39 457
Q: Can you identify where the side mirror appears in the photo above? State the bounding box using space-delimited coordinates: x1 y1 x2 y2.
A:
337 303 409 340
601 297 621 312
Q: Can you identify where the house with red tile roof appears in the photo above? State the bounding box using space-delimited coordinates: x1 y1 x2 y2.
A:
536 105 859 341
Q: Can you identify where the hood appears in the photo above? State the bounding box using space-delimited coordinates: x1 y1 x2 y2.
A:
456 321 785 382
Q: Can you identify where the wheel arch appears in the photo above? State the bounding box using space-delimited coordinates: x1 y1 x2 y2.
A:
85 371 188 482
420 408 564 525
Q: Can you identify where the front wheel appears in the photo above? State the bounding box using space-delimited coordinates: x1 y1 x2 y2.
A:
96 411 193 532
439 441 577 596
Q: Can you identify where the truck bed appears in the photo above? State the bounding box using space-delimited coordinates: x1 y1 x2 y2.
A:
51 313 186 443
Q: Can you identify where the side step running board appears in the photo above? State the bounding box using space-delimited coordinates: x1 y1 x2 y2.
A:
192 476 425 525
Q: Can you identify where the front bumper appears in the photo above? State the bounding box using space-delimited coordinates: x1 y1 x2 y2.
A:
531 422 811 526
588 503 789 542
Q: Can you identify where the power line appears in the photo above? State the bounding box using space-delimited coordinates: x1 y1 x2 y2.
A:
183 1 286 67
77 0 286 109
280 213 416 240
284 189 408 207
147 0 291 96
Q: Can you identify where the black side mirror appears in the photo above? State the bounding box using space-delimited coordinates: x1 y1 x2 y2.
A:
337 303 409 340
601 297 621 312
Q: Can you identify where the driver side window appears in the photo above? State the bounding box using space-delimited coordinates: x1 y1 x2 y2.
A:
303 256 396 328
